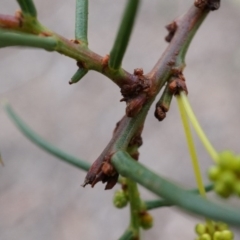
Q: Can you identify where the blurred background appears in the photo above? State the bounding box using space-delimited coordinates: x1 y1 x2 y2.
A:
0 0 240 239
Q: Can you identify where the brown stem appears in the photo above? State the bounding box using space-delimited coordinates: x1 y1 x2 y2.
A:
83 115 144 189
84 4 212 189
0 5 216 190
0 13 138 89
148 6 209 90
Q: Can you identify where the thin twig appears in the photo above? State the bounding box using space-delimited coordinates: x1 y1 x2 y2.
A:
0 14 137 88
109 0 140 70
148 6 209 89
127 178 141 238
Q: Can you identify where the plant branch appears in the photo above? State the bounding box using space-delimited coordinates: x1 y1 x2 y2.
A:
0 3 209 93
109 0 140 70
112 151 240 225
148 5 209 90
83 99 152 189
1 3 219 194
118 124 144 239
75 0 88 45
145 184 213 210
0 13 137 88
83 4 215 189
3 102 90 171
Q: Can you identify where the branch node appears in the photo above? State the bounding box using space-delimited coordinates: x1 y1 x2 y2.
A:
134 68 144 76
169 77 188 95
101 54 110 70
120 69 151 117
154 79 174 121
70 39 81 44
165 21 177 43
194 0 220 11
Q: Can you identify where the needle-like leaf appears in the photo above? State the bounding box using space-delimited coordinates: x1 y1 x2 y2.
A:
16 0 37 17
69 67 88 84
0 30 56 51
145 184 213 210
109 0 140 70
75 0 88 45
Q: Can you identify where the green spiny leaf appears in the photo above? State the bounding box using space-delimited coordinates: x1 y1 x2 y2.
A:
75 0 88 44
69 67 88 84
16 0 37 17
109 0 140 70
145 184 214 210
0 30 56 51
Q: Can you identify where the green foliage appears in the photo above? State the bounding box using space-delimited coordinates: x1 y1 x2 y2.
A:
144 184 214 210
0 30 56 50
109 0 140 70
75 0 88 44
